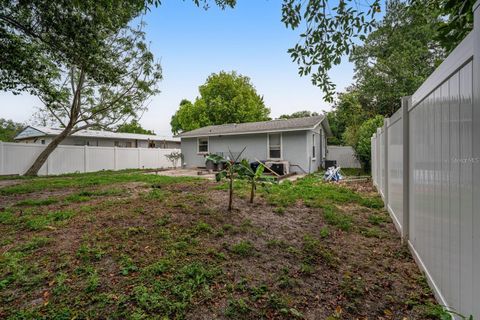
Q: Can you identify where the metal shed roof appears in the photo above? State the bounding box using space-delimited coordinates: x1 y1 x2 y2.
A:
176 115 332 138
14 126 180 142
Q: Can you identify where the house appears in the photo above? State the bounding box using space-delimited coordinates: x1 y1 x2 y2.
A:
176 115 332 174
14 126 180 149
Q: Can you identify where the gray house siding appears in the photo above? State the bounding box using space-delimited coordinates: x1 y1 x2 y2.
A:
181 131 316 174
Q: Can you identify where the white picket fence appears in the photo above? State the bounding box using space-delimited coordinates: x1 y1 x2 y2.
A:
0 142 179 176
371 2 480 318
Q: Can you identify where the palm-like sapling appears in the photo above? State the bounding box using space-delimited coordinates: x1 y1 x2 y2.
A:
215 148 246 211
237 160 275 204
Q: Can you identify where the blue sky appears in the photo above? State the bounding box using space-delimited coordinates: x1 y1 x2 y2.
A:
1 0 357 136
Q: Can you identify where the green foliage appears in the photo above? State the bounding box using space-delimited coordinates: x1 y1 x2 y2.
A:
354 115 384 170
15 197 58 207
278 110 319 119
116 120 155 135
170 71 270 134
237 159 275 203
282 0 381 101
231 240 254 257
0 119 24 142
350 0 445 117
326 91 367 146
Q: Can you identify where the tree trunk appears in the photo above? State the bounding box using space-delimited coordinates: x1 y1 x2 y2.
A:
250 182 255 203
228 176 233 211
24 125 74 176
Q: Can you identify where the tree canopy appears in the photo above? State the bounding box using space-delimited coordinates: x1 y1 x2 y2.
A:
0 118 24 142
170 71 270 134
116 120 155 135
279 111 319 119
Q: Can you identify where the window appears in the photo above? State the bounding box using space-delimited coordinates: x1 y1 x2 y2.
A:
312 134 316 160
41 140 45 145
114 141 120 147
268 133 281 159
198 138 209 153
126 142 132 148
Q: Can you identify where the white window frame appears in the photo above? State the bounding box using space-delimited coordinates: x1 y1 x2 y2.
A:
197 137 209 154
312 133 316 160
267 133 282 160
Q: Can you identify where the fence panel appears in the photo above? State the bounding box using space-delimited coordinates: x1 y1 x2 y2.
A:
370 7 479 317
326 146 362 168
386 109 403 233
0 142 179 176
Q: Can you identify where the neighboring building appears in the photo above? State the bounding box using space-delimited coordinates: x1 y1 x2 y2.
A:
14 126 180 149
177 115 332 174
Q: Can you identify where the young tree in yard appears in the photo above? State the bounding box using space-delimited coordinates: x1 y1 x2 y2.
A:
214 148 246 211
170 71 270 134
0 119 24 142
117 120 155 135
165 151 183 169
237 160 275 204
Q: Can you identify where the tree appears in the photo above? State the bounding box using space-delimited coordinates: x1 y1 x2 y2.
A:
326 91 367 145
354 115 384 170
117 120 155 135
278 111 319 119
349 0 446 117
170 71 270 134
0 119 24 142
1 2 162 176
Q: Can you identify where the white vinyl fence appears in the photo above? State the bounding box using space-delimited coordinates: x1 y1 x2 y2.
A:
0 142 180 176
371 3 480 318
326 146 362 168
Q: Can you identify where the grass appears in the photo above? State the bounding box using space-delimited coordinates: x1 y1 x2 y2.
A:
0 170 440 319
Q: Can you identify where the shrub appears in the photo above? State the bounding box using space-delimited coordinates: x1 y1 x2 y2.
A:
354 115 384 171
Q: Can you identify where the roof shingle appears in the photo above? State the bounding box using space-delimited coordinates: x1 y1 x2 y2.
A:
177 115 328 138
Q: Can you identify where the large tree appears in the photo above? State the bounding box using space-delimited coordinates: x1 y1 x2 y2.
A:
1 1 162 175
349 0 446 117
170 71 270 134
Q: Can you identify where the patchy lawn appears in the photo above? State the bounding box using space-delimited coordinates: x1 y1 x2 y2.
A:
0 170 443 319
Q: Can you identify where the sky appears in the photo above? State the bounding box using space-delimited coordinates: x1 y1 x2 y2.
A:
0 0 357 137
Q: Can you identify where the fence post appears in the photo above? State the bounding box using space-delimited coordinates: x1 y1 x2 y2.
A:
0 142 4 175
402 96 411 242
383 118 389 209
113 147 118 171
138 148 141 169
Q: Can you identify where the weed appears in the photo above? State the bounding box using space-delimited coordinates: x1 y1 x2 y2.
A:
15 198 58 207
322 204 352 231
300 262 315 275
126 226 147 236
320 226 330 238
368 214 388 225
142 259 171 276
15 236 50 253
340 273 365 299
359 196 384 209
231 240 255 257
360 227 383 238
249 284 268 301
119 255 138 275
273 207 285 215
144 188 168 200
194 221 213 234
77 244 105 262
85 269 100 292
156 214 171 227
24 209 75 231
277 268 298 289
225 298 251 318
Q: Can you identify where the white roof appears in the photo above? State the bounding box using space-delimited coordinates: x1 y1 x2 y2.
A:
15 126 180 142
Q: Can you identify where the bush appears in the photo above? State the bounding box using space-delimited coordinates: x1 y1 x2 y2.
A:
354 115 384 171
